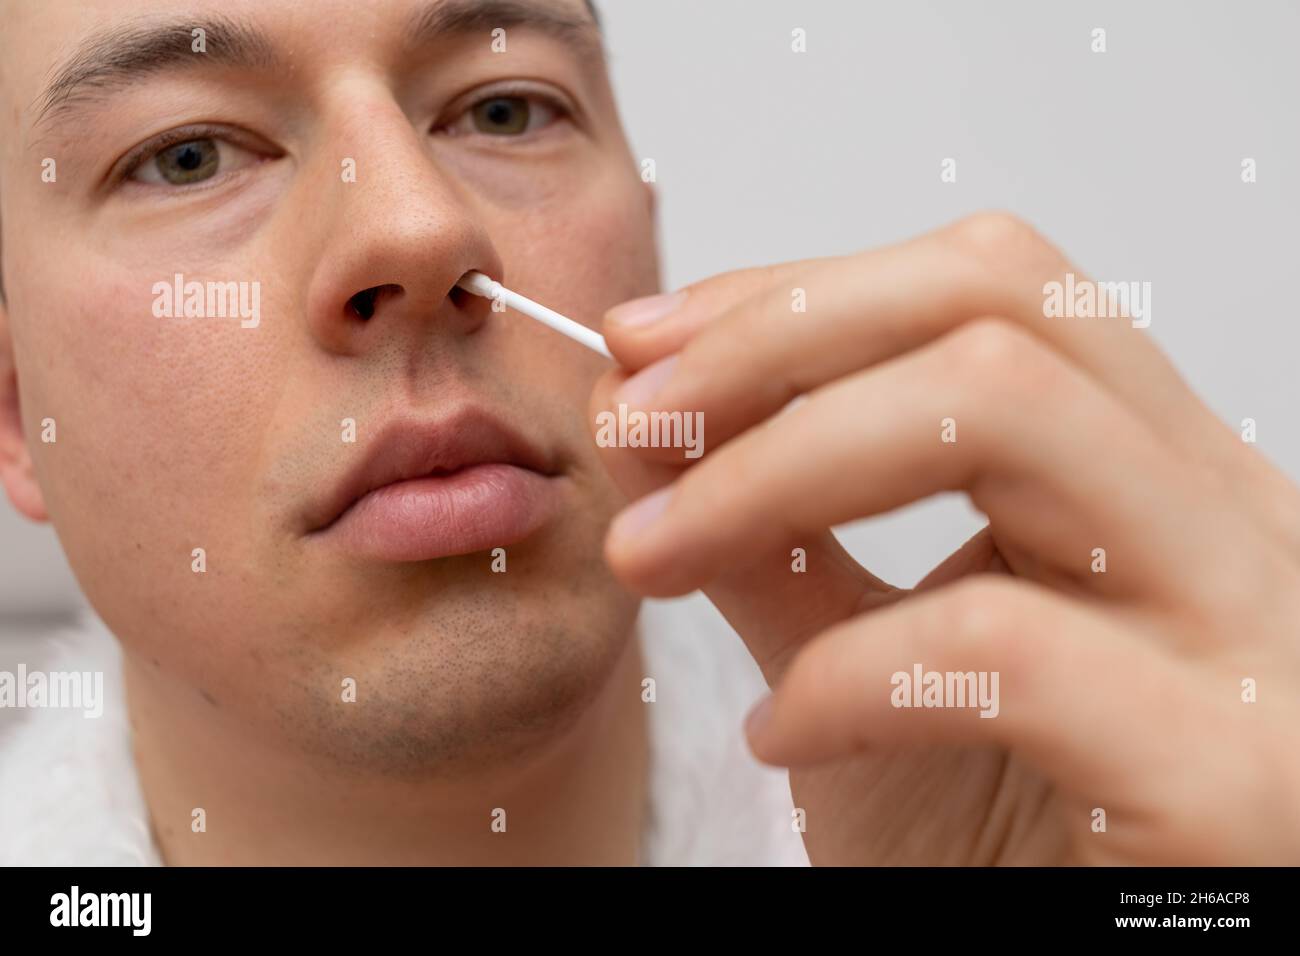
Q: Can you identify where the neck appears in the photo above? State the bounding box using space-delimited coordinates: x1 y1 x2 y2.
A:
123 631 648 865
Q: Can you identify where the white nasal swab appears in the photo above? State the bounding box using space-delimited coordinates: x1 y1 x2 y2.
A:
456 271 613 359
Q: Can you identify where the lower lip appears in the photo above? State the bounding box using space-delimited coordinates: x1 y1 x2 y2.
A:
318 463 561 561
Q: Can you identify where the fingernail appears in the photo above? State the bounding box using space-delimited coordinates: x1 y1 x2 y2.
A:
615 355 678 408
744 694 774 739
609 486 672 542
605 290 686 328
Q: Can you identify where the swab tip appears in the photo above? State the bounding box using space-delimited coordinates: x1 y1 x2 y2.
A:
456 270 500 299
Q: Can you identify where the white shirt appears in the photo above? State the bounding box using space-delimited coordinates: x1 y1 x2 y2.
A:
0 595 809 866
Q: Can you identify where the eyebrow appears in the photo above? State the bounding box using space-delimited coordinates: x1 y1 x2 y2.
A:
406 0 603 60
34 15 277 130
33 0 602 132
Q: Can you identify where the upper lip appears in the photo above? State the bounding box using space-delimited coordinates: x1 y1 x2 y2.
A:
305 406 556 534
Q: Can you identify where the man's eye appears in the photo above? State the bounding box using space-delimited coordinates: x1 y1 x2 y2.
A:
473 96 531 134
446 95 561 138
128 137 256 186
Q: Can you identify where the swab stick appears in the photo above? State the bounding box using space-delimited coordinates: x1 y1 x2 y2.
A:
456 271 613 359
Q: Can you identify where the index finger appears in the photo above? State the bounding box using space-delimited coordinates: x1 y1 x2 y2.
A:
602 257 839 371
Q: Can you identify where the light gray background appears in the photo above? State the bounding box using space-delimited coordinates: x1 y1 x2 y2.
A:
2 0 1297 625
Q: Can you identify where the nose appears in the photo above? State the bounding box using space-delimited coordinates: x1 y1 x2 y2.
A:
301 100 504 357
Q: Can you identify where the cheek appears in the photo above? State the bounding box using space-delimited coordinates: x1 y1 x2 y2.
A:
18 264 282 630
498 171 660 318
568 184 661 304
438 137 660 307
493 179 656 369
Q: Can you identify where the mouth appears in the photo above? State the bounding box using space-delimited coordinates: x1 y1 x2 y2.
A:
304 406 564 562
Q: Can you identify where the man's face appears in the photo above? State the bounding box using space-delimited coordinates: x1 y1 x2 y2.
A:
0 0 658 773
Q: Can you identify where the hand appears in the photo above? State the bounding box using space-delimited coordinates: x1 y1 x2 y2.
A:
590 212 1300 864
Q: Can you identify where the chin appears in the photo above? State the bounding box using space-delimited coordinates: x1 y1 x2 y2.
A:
261 576 640 780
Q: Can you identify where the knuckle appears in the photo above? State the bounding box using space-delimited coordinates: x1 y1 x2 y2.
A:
946 317 1031 378
751 262 792 289
940 318 1062 409
942 211 1066 283
927 577 1030 667
934 578 1003 643
946 210 1039 254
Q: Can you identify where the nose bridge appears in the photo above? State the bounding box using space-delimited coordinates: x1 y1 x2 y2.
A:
341 107 472 257
301 89 502 354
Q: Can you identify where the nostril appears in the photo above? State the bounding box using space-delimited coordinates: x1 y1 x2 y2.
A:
347 284 401 320
347 287 379 320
